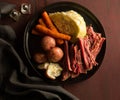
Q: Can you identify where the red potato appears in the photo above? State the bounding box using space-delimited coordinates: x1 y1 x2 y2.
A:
47 47 64 62
33 52 47 63
41 36 56 51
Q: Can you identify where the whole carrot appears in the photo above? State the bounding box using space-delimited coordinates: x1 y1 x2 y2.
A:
35 24 71 41
32 29 39 35
32 29 64 45
32 29 44 37
56 38 64 45
38 18 46 26
42 11 64 44
38 18 64 45
42 11 57 31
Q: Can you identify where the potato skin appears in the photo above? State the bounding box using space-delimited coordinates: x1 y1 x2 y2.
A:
41 36 56 51
33 53 47 63
47 47 64 62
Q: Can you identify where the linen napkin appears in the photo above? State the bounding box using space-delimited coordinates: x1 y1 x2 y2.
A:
0 25 79 100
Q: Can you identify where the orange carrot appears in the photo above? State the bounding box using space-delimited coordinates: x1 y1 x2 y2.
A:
42 11 57 31
34 11 65 44
56 38 64 45
35 24 71 41
32 29 64 45
32 29 39 35
38 18 46 26
41 11 65 44
32 29 44 37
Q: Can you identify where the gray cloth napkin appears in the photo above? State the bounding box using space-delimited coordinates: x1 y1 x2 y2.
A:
0 26 79 100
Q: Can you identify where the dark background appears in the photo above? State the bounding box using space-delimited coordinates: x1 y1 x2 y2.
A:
0 0 120 100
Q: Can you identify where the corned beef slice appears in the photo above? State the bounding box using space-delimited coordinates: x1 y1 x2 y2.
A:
62 26 105 80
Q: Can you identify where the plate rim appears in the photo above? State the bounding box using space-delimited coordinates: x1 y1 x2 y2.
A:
23 1 106 84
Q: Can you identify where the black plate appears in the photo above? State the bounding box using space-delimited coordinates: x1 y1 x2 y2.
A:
24 2 106 84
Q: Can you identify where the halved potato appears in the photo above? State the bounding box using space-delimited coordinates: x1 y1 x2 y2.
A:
46 63 63 80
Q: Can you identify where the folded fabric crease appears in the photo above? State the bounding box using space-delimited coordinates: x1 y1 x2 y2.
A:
0 38 79 100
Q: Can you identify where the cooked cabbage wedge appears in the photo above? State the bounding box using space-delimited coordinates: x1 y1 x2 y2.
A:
49 10 86 42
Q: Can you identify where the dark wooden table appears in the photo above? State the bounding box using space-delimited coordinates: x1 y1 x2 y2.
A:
0 0 120 100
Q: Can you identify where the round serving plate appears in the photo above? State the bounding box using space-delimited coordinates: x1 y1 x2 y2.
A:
24 2 106 84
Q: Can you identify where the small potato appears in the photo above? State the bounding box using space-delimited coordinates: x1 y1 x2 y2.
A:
41 36 56 51
46 63 63 80
47 47 64 62
33 53 47 63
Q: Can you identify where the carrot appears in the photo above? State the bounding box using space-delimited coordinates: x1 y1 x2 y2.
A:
39 18 64 45
32 29 64 45
32 29 45 37
35 24 71 41
42 11 57 31
42 11 65 44
38 18 46 26
32 29 39 35
33 11 67 44
56 38 64 45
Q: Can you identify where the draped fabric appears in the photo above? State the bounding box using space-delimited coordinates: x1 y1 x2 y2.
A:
0 35 79 100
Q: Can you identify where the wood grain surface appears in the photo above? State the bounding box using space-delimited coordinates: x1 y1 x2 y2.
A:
0 0 120 100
